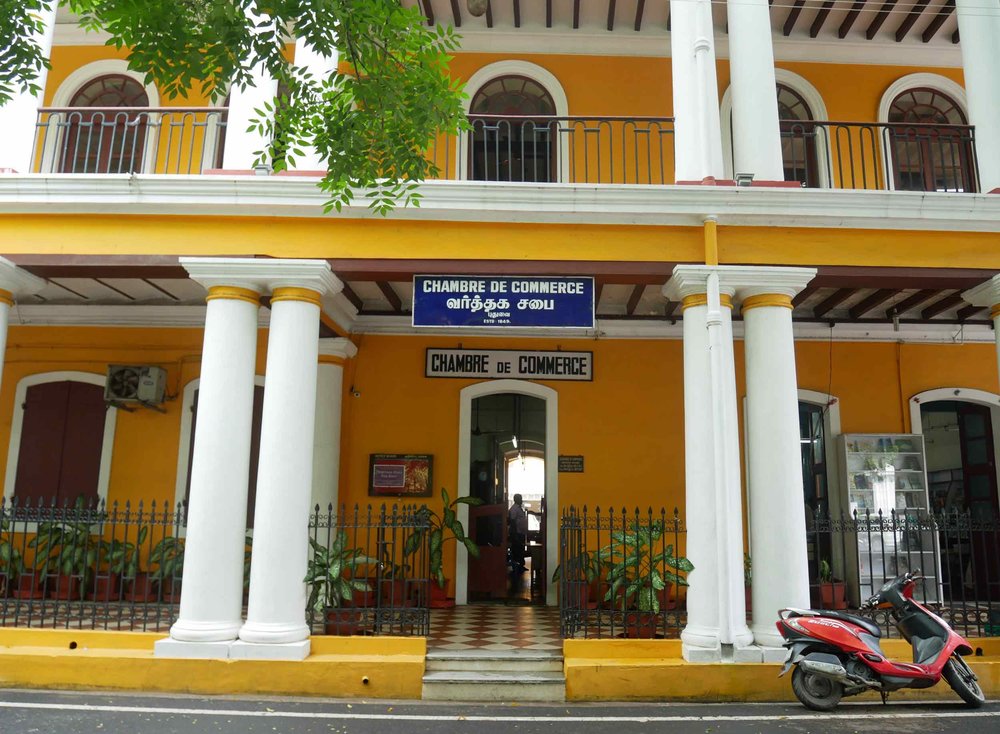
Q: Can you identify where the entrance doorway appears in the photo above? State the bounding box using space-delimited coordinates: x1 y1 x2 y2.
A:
921 399 1000 598
466 393 547 604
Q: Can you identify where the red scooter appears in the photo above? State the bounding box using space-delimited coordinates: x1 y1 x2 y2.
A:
776 571 985 710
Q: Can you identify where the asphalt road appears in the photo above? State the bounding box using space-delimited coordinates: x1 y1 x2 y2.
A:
0 689 997 734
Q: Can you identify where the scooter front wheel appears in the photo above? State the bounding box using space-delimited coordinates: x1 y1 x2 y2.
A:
943 653 985 707
791 665 843 711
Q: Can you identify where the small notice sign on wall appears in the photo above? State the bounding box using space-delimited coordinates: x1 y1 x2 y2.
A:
558 455 585 473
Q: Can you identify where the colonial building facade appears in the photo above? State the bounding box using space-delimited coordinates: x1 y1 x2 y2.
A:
0 0 998 674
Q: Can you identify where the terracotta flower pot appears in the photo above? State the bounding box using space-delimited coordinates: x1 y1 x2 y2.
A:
623 610 661 639
819 581 848 610
429 580 454 609
47 574 82 601
12 573 45 600
87 575 122 602
160 579 182 604
124 573 158 603
324 607 367 636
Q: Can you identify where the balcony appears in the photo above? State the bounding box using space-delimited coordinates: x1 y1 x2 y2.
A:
29 109 979 194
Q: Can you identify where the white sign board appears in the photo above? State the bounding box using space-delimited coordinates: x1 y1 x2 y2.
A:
425 349 593 381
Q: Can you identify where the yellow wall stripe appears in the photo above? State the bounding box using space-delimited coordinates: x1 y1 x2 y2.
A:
271 286 322 307
205 286 260 306
681 293 733 311
0 289 13 307
991 304 1000 320
741 294 794 312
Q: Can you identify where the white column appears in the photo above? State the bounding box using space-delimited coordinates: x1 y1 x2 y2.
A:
741 272 816 649
0 2 57 172
222 11 279 170
312 338 357 512
0 258 45 389
670 0 724 182
157 260 267 658
664 268 752 661
235 264 342 659
962 275 1000 383
727 0 784 181
956 0 1000 192
289 37 338 171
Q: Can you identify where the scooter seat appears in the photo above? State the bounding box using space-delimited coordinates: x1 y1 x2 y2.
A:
814 610 883 638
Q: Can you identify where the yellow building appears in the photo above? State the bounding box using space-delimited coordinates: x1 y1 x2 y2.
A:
0 1 999 701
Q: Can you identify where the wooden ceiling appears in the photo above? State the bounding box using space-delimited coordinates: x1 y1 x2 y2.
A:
401 0 960 45
8 256 994 326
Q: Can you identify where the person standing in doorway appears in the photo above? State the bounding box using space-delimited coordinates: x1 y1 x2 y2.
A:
508 493 528 575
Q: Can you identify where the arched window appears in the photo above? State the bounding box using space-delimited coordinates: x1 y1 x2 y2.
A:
778 84 820 188
887 88 975 193
469 76 557 183
61 75 150 174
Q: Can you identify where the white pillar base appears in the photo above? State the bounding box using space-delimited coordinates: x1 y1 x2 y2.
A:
167 618 242 643
229 639 311 661
682 640 722 663
154 638 233 659
239 620 311 645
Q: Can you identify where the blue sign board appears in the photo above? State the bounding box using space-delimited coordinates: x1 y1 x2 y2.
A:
412 275 595 328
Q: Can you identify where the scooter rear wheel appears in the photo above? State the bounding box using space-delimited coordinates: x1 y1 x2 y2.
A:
791 665 843 711
943 653 985 707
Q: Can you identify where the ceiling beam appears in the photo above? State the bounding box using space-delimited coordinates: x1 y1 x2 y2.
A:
812 288 855 318
418 0 435 26
664 300 678 318
919 0 953 43
93 278 137 301
546 0 553 28
784 1 806 36
608 0 617 32
848 289 901 319
921 292 964 320
142 278 182 301
626 285 646 315
814 266 995 290
792 282 823 309
449 0 462 27
865 0 896 39
513 0 521 28
573 0 580 29
810 1 835 37
952 29 960 43
888 289 940 316
895 0 931 41
340 283 364 313
956 304 987 320
377 281 403 313
838 1 867 39
635 0 646 32
486 0 493 28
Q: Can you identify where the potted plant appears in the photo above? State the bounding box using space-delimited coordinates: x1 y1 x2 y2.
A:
0 517 23 598
601 518 694 638
150 535 184 603
404 487 483 608
304 535 376 635
818 559 848 610
551 548 606 610
29 503 99 601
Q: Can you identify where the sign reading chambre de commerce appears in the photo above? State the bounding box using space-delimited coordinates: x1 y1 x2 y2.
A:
412 275 595 328
426 349 593 381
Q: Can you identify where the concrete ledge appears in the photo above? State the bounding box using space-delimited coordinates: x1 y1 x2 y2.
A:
0 630 426 699
564 638 1000 702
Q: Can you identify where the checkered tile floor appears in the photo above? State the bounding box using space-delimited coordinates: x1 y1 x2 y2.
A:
428 605 562 651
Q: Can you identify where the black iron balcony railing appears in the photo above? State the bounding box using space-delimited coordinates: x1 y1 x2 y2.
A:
28 108 979 194
778 120 979 193
32 107 228 175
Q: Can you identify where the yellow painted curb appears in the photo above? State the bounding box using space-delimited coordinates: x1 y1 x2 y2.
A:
0 631 426 699
563 638 1000 702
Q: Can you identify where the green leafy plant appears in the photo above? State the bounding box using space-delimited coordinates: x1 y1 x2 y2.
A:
819 559 833 583
404 488 484 589
28 501 100 580
304 535 375 613
744 553 752 587
104 526 149 579
601 519 694 614
0 517 23 580
149 535 184 584
551 548 604 585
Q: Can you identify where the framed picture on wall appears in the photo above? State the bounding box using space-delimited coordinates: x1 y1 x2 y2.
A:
368 454 434 497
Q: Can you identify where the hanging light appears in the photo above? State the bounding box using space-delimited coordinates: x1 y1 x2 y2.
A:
468 0 489 17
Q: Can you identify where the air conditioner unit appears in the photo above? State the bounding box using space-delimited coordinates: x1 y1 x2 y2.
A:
105 365 167 404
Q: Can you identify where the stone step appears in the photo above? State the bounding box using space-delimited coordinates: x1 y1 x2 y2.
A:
426 651 563 673
421 671 566 702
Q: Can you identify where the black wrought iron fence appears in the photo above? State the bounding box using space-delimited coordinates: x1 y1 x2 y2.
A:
306 503 431 637
558 506 688 639
33 107 228 174
1 498 430 637
778 120 979 193
427 115 675 185
0 497 186 631
808 509 1000 638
